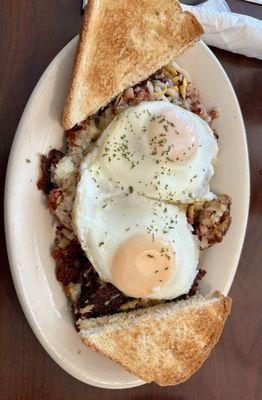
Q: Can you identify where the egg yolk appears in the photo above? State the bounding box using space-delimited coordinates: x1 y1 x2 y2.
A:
148 108 198 162
111 234 175 298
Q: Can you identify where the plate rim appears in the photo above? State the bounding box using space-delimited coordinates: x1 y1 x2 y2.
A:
4 37 250 389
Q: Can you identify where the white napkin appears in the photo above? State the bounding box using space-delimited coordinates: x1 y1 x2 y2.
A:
182 0 262 60
244 1 262 4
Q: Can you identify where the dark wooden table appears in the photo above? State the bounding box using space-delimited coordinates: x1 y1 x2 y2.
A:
1 1 261 399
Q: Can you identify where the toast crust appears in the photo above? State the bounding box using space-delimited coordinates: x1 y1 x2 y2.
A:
62 0 203 129
79 292 232 386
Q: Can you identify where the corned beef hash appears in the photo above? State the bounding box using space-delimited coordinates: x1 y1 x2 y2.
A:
38 62 231 319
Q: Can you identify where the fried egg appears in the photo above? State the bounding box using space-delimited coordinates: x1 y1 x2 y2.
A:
73 169 199 299
71 101 220 300
87 101 218 203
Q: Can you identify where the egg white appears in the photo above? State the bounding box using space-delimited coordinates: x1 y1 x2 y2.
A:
88 101 218 203
72 162 199 300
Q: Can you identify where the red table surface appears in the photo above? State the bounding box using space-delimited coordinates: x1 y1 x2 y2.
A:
0 1 261 399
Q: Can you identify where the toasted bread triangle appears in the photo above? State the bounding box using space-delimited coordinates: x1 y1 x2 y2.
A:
62 0 203 129
77 292 231 386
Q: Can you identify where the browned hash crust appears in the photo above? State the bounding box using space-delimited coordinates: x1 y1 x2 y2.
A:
187 195 232 250
37 149 64 194
52 226 129 319
52 227 91 285
187 269 206 297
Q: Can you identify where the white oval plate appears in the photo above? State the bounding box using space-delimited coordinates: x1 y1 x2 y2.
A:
5 38 249 389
